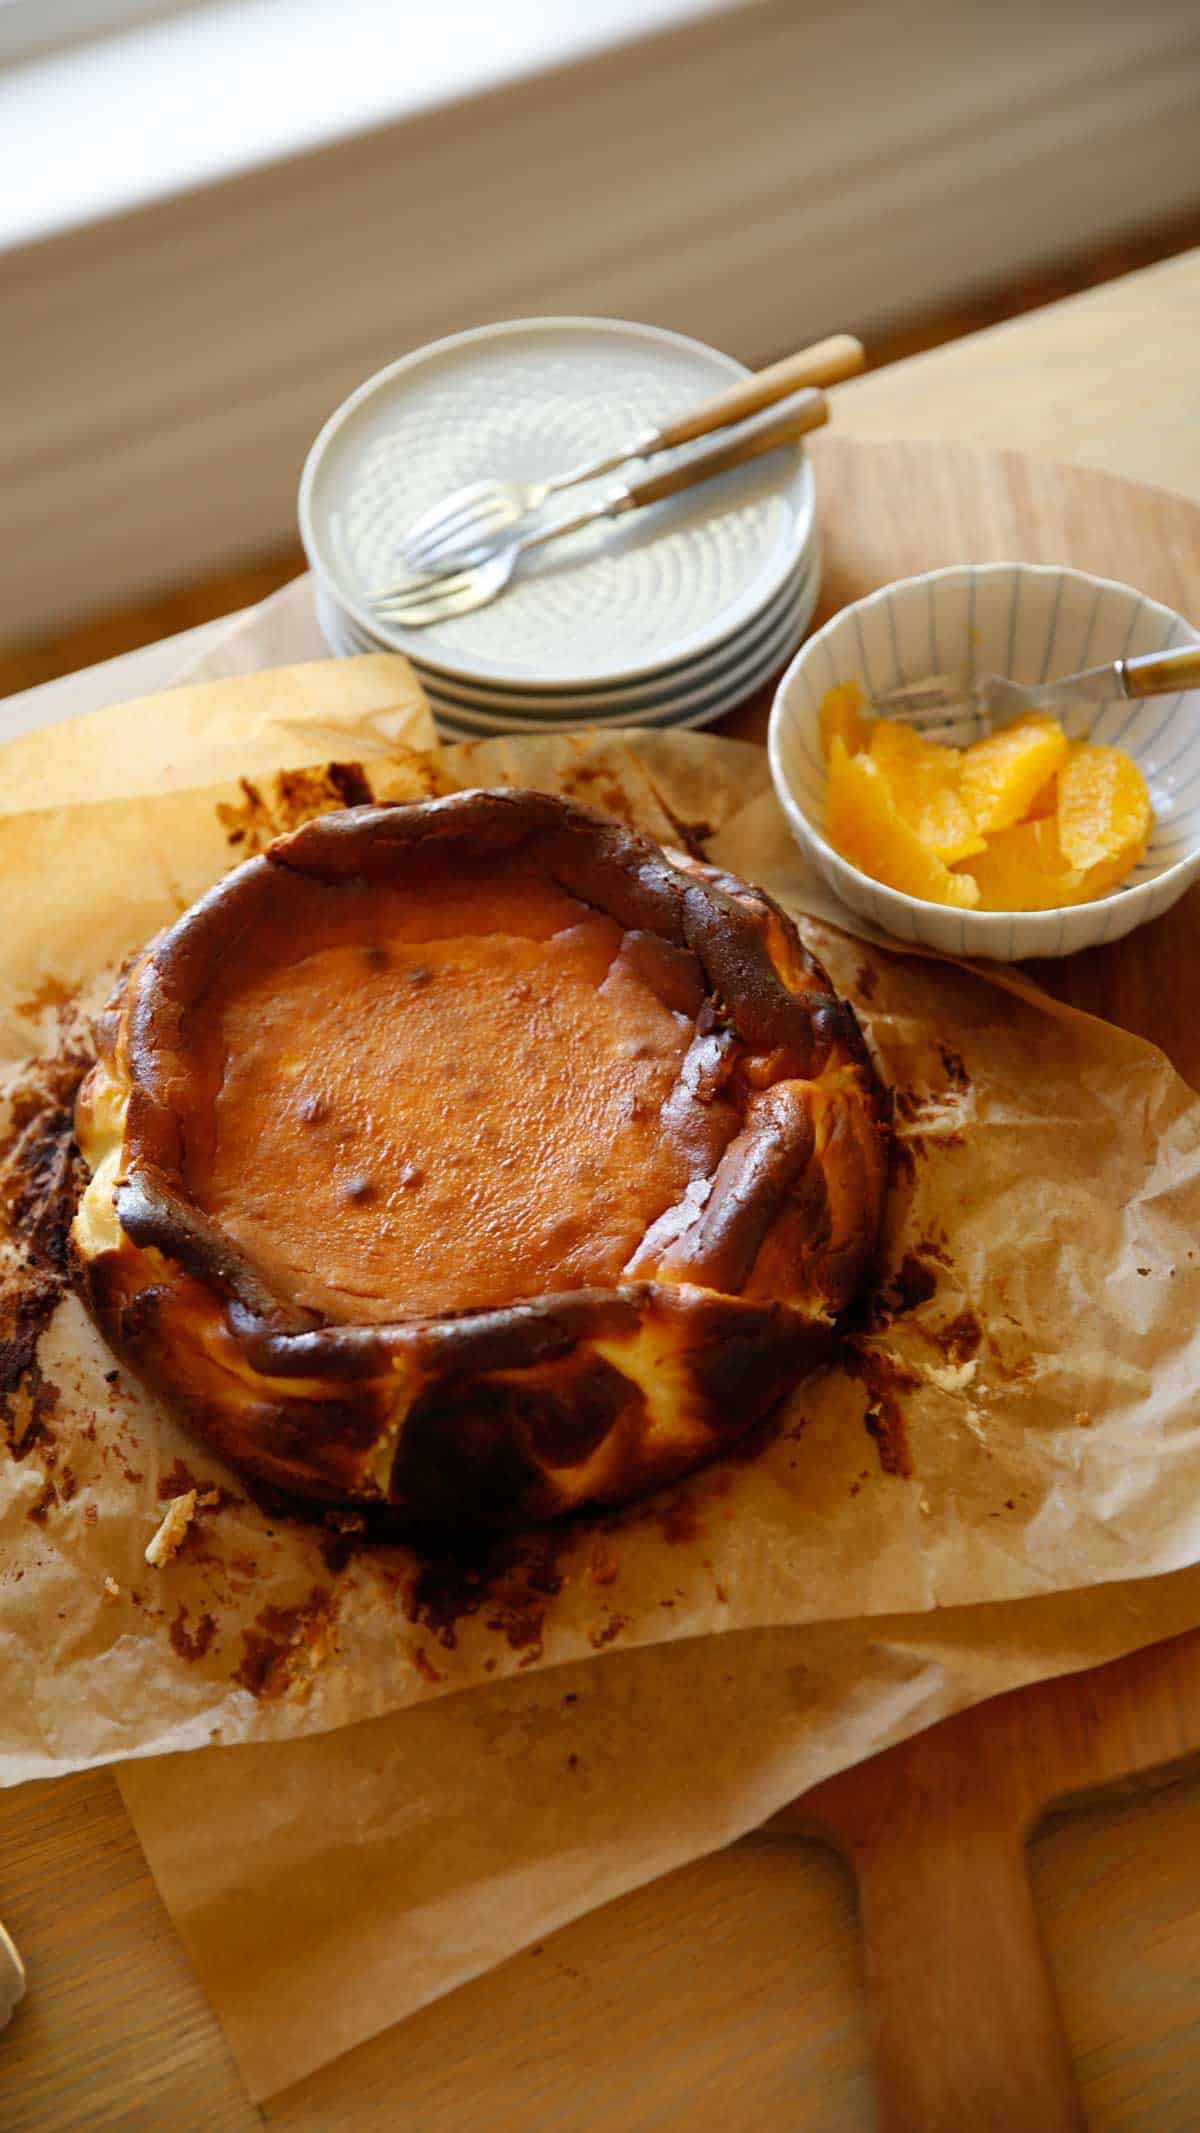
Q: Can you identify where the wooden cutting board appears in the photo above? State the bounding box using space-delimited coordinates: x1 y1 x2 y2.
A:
3 437 1200 2133
750 436 1200 2133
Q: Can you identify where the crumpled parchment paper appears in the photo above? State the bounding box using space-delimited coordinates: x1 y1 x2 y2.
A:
3 644 1199 2096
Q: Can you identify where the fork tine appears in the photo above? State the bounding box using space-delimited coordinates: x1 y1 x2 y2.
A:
405 508 513 568
910 710 974 735
372 589 460 618
878 705 956 735
400 539 480 578
872 674 962 714
402 482 497 544
920 721 979 745
374 566 475 605
376 584 471 616
401 547 488 580
373 570 480 620
871 703 982 745
373 598 461 627
406 501 500 554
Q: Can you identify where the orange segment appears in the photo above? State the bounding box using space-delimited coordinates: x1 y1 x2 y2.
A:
818 681 867 761
1024 773 1059 820
955 817 1097 911
958 713 1069 834
867 718 986 863
1055 741 1151 875
817 677 1154 919
825 738 980 908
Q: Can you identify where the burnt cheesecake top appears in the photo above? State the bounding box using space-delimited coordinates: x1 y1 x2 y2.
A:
180 854 734 1322
70 789 889 1527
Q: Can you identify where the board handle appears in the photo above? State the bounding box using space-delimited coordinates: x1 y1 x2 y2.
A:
775 1738 1087 2133
836 1816 1086 2133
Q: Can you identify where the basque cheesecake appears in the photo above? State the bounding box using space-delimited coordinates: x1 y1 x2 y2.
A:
71 790 888 1536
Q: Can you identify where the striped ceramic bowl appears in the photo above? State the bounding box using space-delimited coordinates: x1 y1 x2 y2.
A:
768 562 1200 960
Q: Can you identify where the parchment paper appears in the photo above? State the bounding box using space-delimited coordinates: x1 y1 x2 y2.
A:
119 1568 1200 2099
0 652 434 814
4 648 1200 2096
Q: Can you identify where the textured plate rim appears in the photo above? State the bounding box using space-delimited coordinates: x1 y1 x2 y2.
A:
317 557 818 730
299 315 816 692
317 549 818 716
403 542 818 711
420 566 818 728
315 564 816 718
425 564 821 739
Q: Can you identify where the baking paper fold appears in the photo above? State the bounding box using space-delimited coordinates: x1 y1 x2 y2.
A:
3 644 1200 2098
118 1566 1200 2099
0 653 434 815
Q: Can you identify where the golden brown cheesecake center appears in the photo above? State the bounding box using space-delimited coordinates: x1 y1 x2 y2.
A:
182 860 717 1322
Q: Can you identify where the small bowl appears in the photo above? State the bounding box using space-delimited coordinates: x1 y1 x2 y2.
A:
768 563 1200 959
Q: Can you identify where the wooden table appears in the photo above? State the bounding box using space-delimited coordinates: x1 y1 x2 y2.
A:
4 253 1200 2131
839 248 1200 506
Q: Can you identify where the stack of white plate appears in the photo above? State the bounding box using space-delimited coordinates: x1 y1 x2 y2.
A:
299 318 821 737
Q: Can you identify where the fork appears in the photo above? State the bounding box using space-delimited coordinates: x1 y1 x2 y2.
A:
876 643 1200 744
398 334 864 574
371 386 830 630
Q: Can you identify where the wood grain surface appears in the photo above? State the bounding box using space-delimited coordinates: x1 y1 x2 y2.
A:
779 1635 1200 2133
836 249 1200 512
3 429 1200 2130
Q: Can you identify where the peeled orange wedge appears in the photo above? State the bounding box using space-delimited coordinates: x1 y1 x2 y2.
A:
868 719 986 864
1056 741 1151 875
956 818 1090 910
819 681 867 761
825 738 980 908
818 688 1153 914
958 714 1069 834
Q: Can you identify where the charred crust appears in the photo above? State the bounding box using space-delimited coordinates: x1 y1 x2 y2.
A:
115 1169 317 1332
687 1307 836 1429
654 1083 817 1291
71 789 889 1531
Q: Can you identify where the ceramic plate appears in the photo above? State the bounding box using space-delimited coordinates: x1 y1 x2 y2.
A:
316 556 818 733
421 566 820 739
300 317 815 691
316 549 817 717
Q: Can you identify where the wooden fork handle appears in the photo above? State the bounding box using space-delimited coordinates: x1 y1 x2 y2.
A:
651 334 863 450
624 388 828 509
1123 642 1200 696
